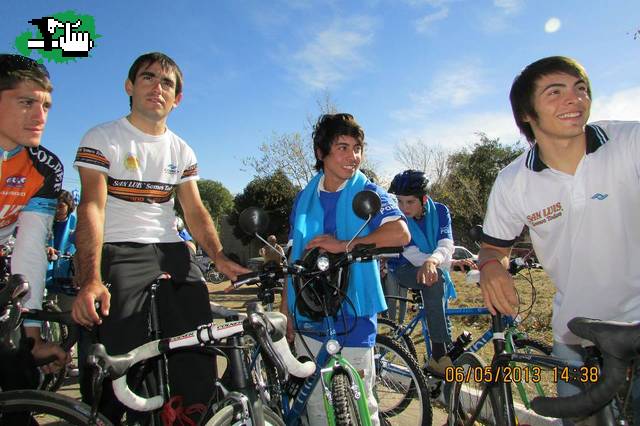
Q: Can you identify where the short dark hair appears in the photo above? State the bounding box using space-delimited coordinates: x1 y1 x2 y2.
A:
57 190 76 218
127 52 183 109
510 56 591 143
312 113 365 171
0 54 52 95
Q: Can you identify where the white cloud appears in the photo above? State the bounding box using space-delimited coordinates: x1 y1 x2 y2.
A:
493 0 524 14
591 86 640 122
402 0 451 6
415 7 449 33
480 0 524 33
391 61 489 120
368 110 523 181
544 17 561 33
287 16 375 89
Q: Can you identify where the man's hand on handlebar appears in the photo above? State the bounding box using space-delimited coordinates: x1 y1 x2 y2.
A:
72 281 111 327
25 326 71 374
213 251 250 282
479 260 518 317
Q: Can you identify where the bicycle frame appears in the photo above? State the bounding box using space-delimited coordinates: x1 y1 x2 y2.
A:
277 315 372 426
465 314 619 426
391 295 516 359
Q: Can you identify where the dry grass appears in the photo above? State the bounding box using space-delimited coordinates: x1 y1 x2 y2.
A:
392 268 560 401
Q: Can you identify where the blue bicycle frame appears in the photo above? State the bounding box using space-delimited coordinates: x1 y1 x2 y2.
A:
390 296 515 359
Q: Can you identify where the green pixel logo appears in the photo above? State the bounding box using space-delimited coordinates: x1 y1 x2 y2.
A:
14 10 100 63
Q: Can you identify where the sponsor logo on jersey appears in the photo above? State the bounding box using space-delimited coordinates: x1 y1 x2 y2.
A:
164 164 179 175
124 153 140 171
591 193 608 200
5 175 26 188
527 202 563 227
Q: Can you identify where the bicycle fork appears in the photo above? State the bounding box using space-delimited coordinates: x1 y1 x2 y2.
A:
319 351 373 426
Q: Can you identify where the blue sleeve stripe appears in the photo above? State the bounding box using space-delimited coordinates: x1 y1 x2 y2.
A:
22 197 57 215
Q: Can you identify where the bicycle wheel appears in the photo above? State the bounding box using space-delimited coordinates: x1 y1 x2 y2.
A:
205 404 284 425
375 335 432 426
39 301 70 392
447 352 502 426
331 370 363 426
0 389 112 425
206 265 226 284
378 317 418 360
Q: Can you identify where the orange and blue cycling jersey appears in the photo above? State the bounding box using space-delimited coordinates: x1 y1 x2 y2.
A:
0 145 63 237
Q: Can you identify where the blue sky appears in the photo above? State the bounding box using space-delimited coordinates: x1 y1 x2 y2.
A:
2 1 639 193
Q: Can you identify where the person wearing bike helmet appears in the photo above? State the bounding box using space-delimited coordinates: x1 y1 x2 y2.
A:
387 169 456 375
480 56 640 424
283 113 410 426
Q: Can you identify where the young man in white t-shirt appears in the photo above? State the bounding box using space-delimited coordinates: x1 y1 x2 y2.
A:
71 52 249 423
479 56 640 424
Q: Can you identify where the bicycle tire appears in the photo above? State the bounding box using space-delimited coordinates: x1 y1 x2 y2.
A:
39 301 69 392
377 317 418 360
206 265 226 284
0 389 112 425
205 404 284 425
447 352 502 426
331 370 363 426
375 334 432 426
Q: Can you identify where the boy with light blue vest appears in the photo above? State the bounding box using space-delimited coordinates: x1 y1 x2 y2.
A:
281 113 410 426
386 170 456 376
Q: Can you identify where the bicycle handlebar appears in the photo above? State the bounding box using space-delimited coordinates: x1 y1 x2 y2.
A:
230 245 403 291
22 309 79 366
530 317 640 419
90 305 315 412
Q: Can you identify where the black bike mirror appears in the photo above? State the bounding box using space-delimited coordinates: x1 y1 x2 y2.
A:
469 224 484 243
352 190 381 220
238 207 270 236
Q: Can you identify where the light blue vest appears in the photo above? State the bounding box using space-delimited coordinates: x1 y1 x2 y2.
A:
289 171 387 321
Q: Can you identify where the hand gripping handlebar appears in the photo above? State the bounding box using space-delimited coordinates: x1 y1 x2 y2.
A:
88 303 315 412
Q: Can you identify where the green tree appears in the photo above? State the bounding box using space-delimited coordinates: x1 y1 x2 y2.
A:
430 133 524 245
175 179 234 229
228 169 300 244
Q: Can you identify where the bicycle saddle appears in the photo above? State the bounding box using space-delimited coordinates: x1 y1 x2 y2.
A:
569 317 640 361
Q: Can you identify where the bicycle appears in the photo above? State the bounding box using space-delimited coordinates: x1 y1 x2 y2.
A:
196 254 227 284
232 190 432 426
87 301 314 426
0 274 112 426
447 314 637 425
378 259 551 410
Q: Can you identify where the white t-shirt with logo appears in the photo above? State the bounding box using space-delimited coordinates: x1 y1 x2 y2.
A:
483 121 640 344
74 117 198 243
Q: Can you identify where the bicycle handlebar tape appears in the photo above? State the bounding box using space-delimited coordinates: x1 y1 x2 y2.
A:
245 310 289 382
530 354 627 419
272 336 316 378
113 375 164 412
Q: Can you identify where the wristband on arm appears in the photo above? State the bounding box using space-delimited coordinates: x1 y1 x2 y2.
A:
478 258 501 272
